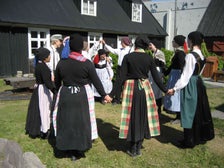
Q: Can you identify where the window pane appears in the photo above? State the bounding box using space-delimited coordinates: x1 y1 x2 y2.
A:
83 0 88 14
31 41 38 48
31 31 37 38
90 35 94 41
95 36 100 41
89 2 95 15
40 41 46 47
40 32 46 38
32 49 37 55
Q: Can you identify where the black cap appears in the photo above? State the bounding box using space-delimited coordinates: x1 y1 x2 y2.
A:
135 35 150 50
35 47 50 61
69 34 84 52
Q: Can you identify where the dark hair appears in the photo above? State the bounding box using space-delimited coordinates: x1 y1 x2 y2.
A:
134 35 150 50
188 31 204 46
35 47 50 61
69 34 83 52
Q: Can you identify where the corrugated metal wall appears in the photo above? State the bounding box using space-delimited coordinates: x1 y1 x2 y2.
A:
0 27 28 77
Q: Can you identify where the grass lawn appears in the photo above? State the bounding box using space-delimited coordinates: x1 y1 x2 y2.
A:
0 79 224 168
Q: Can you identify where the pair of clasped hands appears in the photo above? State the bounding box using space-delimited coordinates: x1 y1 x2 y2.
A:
167 88 175 95
103 95 113 104
103 89 176 104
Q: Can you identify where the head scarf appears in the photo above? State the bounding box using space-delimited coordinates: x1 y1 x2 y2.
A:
121 37 132 46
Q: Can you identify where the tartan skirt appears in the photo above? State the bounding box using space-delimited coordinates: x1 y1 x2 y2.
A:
119 79 160 141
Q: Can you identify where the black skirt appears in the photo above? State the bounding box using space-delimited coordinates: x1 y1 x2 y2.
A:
56 86 92 151
25 87 41 138
127 81 150 142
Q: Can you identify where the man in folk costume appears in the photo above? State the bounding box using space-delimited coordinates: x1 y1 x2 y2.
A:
102 37 133 105
47 34 63 81
109 35 167 157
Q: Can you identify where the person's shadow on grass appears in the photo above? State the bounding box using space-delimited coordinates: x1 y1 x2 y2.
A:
96 118 127 152
156 113 184 147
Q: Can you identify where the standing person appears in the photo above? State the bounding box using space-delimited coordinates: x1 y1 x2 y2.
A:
47 34 63 81
25 47 56 139
148 42 166 114
102 36 133 105
82 41 101 61
163 35 186 124
93 49 114 104
168 31 215 148
53 34 111 161
109 35 167 157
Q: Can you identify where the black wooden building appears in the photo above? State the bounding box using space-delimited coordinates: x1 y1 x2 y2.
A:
197 0 224 56
0 0 167 77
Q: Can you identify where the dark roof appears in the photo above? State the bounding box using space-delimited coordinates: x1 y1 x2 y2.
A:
197 0 224 37
0 0 167 37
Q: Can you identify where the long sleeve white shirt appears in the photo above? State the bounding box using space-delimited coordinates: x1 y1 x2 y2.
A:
104 44 132 66
173 49 205 91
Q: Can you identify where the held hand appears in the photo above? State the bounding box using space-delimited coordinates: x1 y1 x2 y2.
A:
167 89 175 95
104 95 113 103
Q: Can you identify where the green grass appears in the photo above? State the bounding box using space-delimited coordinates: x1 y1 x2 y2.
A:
0 79 224 168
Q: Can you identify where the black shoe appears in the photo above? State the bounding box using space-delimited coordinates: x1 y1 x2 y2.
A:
126 150 137 157
177 140 195 149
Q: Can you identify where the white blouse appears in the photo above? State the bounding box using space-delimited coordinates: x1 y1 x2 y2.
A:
173 49 205 91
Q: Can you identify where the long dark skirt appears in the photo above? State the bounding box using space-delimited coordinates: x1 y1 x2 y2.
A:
25 87 41 138
184 77 215 146
56 86 92 151
127 81 150 142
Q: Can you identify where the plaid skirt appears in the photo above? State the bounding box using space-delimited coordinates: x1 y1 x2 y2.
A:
119 79 160 139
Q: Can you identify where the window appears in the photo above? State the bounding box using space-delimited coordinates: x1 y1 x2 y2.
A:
132 3 142 23
28 28 50 59
88 32 102 59
81 0 97 16
88 32 102 48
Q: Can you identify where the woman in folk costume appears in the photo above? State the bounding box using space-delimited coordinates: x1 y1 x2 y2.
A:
25 47 56 139
53 34 111 161
109 35 167 157
148 41 166 114
60 36 99 141
93 49 114 104
168 31 215 148
163 35 186 124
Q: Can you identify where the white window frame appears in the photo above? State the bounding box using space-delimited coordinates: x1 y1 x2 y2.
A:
132 3 142 23
81 0 97 16
28 28 50 59
88 32 102 49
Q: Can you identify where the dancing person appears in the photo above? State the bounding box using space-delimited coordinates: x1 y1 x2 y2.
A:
109 35 167 157
102 37 133 105
93 49 114 104
47 34 63 81
167 31 215 148
53 34 111 161
25 47 56 139
163 35 186 124
148 42 166 114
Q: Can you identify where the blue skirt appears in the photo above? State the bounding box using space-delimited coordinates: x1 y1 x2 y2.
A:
164 69 181 113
